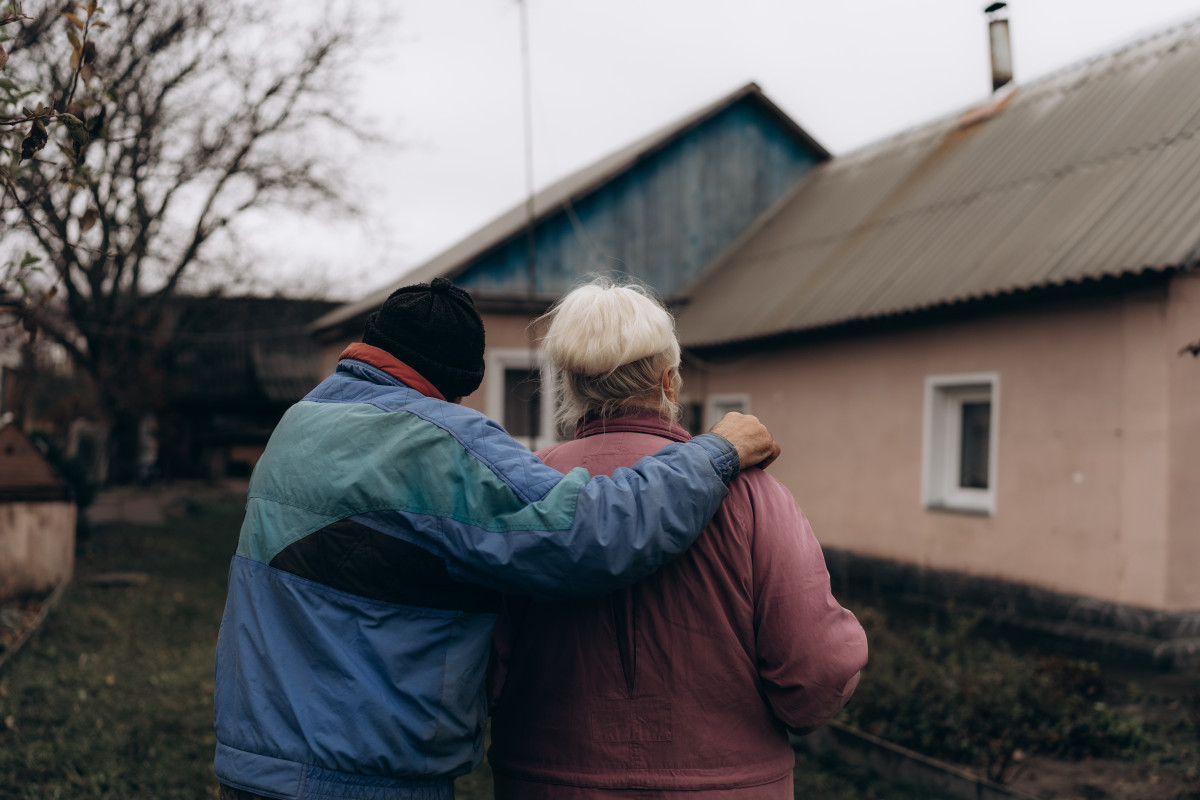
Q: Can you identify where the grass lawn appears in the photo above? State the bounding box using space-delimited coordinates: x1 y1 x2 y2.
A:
7 494 1136 800
0 499 241 799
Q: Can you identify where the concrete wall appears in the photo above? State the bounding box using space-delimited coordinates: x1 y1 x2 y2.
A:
0 500 76 601
689 282 1193 612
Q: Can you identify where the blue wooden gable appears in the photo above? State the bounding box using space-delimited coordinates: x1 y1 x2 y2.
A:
453 86 826 300
310 84 829 341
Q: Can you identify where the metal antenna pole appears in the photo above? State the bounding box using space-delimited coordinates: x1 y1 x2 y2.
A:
518 0 537 299
517 0 541 445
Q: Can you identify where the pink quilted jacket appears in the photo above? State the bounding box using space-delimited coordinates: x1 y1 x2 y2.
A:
488 411 868 799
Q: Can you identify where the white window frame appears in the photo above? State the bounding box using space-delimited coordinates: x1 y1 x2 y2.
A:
922 373 999 515
486 348 557 450
704 392 750 430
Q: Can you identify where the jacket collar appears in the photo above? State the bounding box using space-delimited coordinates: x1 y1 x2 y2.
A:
574 410 690 443
338 343 446 401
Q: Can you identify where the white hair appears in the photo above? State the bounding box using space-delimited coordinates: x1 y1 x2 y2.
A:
538 279 682 433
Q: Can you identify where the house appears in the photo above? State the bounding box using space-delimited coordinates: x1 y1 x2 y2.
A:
674 18 1200 665
309 82 829 447
312 21 1200 665
0 417 75 603
159 296 340 479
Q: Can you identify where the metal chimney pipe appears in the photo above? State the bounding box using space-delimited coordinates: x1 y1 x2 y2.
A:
986 2 1013 92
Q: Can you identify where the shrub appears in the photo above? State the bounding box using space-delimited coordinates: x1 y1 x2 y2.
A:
840 604 1148 783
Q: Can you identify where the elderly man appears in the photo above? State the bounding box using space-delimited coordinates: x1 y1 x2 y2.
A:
213 277 780 800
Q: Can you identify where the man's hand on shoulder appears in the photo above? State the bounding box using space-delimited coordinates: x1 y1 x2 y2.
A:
710 412 781 471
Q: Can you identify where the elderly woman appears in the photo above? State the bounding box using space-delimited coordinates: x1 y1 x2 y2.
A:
487 280 868 799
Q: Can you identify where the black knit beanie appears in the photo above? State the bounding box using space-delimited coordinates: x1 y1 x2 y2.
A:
362 277 486 399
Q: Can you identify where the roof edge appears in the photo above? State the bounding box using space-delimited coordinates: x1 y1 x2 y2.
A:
682 267 1178 352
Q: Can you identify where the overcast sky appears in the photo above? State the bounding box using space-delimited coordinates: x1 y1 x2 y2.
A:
244 0 1200 298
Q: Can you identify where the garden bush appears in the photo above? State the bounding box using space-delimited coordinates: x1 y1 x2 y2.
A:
839 605 1148 782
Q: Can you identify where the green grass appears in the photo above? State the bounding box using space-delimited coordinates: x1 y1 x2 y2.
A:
0 502 241 799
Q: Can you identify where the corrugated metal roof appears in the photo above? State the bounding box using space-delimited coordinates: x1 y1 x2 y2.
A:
310 83 828 335
677 18 1200 348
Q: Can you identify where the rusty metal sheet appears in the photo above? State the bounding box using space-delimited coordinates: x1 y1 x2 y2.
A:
679 17 1200 348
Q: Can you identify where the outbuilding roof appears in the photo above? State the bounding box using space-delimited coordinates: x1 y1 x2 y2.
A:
167 296 339 406
310 83 827 336
676 18 1200 348
0 421 71 502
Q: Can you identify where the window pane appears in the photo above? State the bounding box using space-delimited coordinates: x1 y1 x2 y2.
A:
959 401 990 489
504 368 541 438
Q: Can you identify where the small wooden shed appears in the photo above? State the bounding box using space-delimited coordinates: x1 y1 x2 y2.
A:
0 420 75 602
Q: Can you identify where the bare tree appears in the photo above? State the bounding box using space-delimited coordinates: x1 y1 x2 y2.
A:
1 0 372 481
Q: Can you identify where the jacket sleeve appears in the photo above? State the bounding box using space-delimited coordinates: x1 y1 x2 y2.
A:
434 433 740 600
746 473 868 734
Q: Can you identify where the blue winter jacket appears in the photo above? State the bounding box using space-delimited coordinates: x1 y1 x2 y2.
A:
213 355 740 800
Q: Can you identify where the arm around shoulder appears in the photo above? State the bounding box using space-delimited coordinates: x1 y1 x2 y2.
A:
436 434 737 599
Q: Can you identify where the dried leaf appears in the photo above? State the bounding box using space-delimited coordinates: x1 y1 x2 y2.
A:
70 48 80 71
88 0 98 16
20 118 48 160
0 42 7 72
82 40 96 65
80 208 98 232
62 12 84 30
67 30 81 52
91 20 109 29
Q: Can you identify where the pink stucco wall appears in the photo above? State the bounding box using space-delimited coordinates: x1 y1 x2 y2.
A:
1166 272 1200 610
461 313 541 416
688 280 1198 613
